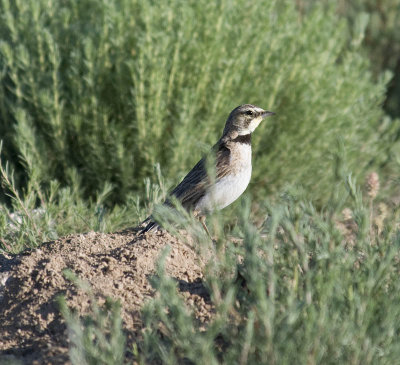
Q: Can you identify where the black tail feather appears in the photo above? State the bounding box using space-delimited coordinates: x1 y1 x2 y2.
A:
139 217 161 234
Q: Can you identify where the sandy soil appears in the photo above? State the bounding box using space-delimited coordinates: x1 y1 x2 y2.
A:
0 228 212 364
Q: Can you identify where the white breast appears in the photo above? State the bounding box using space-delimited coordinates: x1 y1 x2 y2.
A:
195 144 252 214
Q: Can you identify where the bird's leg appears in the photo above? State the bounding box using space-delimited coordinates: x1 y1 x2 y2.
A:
199 215 212 239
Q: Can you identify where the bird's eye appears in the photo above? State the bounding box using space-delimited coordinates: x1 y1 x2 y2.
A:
245 110 254 116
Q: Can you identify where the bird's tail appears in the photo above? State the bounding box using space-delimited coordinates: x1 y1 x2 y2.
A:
139 216 161 234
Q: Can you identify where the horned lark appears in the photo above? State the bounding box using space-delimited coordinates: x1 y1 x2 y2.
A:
141 104 275 234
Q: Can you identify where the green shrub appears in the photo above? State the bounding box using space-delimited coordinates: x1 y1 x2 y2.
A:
0 142 156 252
335 0 400 118
0 0 395 206
142 187 400 364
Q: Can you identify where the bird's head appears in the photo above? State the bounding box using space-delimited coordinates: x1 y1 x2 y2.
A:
222 104 275 140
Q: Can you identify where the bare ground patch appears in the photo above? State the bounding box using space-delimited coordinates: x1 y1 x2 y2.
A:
0 229 212 364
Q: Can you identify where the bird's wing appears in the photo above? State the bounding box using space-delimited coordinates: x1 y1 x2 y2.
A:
169 142 231 210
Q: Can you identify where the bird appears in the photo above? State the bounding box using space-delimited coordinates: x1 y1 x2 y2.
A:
140 104 275 235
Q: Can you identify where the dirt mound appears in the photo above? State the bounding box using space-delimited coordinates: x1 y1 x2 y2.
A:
0 229 211 364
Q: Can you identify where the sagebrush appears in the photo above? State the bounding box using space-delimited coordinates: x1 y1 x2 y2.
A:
0 0 397 207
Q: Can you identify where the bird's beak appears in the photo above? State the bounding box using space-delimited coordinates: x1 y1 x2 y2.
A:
261 110 275 118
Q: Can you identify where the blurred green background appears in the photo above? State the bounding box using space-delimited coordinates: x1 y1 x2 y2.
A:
0 0 400 249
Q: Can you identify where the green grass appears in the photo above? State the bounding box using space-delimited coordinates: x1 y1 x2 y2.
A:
141 176 400 364
0 142 169 252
